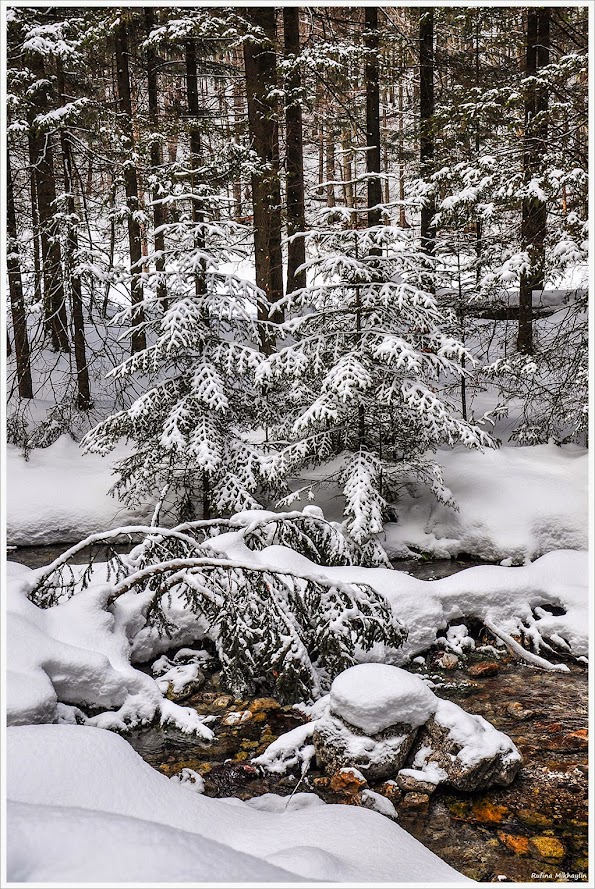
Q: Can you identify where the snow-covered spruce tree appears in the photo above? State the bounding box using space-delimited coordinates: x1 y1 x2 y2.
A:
257 219 494 545
82 206 269 521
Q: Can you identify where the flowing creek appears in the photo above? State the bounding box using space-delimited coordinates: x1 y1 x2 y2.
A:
9 546 589 883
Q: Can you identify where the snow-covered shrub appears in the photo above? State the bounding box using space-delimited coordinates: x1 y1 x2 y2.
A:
28 516 406 704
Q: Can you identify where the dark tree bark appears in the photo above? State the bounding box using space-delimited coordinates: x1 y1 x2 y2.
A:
27 131 43 307
185 37 206 296
185 37 210 519
7 147 34 399
364 7 382 234
57 61 91 410
243 7 284 354
419 8 435 263
145 8 167 307
283 7 306 294
27 53 70 353
518 7 550 354
115 15 146 353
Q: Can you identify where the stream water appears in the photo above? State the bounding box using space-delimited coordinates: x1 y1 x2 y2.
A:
9 544 589 883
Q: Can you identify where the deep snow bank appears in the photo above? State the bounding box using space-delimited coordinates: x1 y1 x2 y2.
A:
7 438 587 566
6 435 153 545
7 725 468 883
382 442 587 563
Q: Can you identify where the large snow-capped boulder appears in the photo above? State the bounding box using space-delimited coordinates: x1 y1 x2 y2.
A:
405 698 522 792
311 664 521 790
313 664 437 781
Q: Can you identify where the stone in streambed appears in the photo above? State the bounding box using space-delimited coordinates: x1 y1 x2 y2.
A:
313 664 436 782
329 767 368 795
498 832 529 855
468 661 500 678
435 652 459 670
528 836 566 861
408 698 522 792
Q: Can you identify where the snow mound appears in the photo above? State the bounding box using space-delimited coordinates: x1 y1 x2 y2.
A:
7 725 468 884
6 566 212 737
330 663 437 733
383 442 587 563
6 435 154 545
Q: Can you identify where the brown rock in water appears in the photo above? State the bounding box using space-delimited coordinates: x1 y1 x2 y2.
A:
435 652 459 670
401 791 430 808
559 729 588 751
517 809 553 828
313 713 418 783
377 781 402 806
502 701 536 720
471 800 509 824
249 697 281 714
395 773 438 795
528 836 566 861
498 832 529 855
468 662 500 678
329 767 368 795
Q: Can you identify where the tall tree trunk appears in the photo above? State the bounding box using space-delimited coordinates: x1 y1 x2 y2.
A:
27 131 43 307
517 8 550 354
365 8 382 235
232 48 244 219
57 61 91 410
398 74 407 228
115 15 146 353
27 53 70 352
342 131 354 210
145 7 167 307
325 130 336 207
7 147 34 399
283 7 306 294
243 7 284 354
185 38 210 518
419 8 435 265
185 38 207 296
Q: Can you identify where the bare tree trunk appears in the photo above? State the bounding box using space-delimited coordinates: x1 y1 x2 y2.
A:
115 15 146 353
7 147 34 399
341 132 354 210
27 53 70 353
419 8 435 265
518 8 549 354
232 49 244 219
145 8 167 308
57 61 91 410
398 75 407 228
283 7 306 294
27 131 43 307
365 8 382 237
243 7 284 354
185 38 207 296
325 130 336 207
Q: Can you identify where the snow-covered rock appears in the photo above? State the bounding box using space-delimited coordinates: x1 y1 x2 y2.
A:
293 665 520 792
329 663 437 734
407 699 522 792
314 711 419 782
